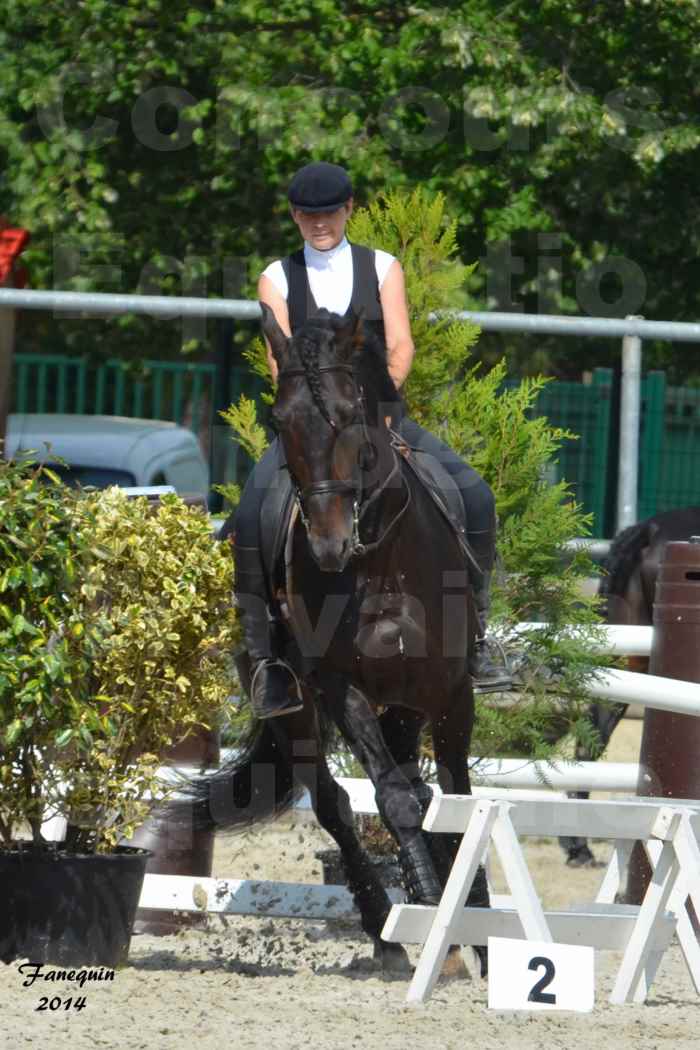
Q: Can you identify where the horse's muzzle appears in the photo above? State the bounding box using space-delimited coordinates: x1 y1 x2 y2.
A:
308 533 352 573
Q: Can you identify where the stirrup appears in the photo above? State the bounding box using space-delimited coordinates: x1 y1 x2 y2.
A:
250 657 305 719
470 635 513 694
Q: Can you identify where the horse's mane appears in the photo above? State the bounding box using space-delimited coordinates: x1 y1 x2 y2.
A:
599 518 655 612
351 331 403 415
600 505 700 615
298 311 402 419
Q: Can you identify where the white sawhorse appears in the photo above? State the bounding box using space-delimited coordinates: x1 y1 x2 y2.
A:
381 793 700 1005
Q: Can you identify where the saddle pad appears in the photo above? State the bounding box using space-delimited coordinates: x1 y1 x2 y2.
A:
397 446 478 571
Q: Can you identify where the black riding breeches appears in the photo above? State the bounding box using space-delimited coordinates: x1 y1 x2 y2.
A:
233 437 286 550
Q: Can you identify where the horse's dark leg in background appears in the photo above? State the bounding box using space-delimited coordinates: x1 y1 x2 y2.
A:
558 525 653 865
263 703 411 974
429 680 490 977
559 698 630 865
325 682 444 906
380 705 489 977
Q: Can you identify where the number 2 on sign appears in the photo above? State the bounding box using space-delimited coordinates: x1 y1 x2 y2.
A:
527 956 556 1004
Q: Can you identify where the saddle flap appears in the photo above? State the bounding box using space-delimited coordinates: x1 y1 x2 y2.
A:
259 466 295 589
393 437 479 573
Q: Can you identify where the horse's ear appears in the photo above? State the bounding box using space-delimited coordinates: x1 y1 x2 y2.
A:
336 308 365 359
259 301 290 365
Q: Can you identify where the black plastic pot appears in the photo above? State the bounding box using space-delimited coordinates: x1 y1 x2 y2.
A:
0 844 150 967
315 848 402 890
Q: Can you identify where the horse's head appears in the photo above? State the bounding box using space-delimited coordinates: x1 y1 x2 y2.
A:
261 303 399 572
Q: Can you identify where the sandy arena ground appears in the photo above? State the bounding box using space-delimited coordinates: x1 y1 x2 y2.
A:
3 717 699 1049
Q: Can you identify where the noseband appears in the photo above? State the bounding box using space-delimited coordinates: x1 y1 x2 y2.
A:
276 362 410 557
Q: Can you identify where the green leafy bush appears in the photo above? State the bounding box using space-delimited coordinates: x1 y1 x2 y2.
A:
0 457 237 851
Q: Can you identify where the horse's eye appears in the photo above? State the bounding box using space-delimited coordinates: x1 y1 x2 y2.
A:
333 401 358 428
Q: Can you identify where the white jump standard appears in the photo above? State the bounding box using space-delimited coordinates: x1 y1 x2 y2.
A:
380 792 700 1005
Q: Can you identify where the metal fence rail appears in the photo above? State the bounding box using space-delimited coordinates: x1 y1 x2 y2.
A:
3 287 700 342
3 287 700 528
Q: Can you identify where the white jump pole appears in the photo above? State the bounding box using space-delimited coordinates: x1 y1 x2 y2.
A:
515 623 653 657
469 759 640 792
587 667 700 717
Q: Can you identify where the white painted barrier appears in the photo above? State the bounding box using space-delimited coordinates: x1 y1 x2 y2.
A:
470 758 641 792
516 623 653 657
588 667 700 716
381 793 700 1005
215 750 643 796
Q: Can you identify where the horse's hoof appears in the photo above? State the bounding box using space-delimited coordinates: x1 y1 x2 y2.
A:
566 846 601 868
373 940 412 976
411 893 441 906
441 946 471 980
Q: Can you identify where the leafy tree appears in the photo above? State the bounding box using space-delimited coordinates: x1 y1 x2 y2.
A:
1 1 699 382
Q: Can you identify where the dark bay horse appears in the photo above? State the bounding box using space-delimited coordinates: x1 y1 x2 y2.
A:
191 307 486 971
563 505 700 864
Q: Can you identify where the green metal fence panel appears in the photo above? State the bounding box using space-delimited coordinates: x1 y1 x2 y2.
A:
638 372 667 520
640 381 700 515
10 353 265 480
13 352 698 523
501 367 613 534
536 368 613 534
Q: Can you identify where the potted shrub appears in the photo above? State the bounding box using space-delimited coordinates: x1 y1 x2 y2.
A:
0 454 237 966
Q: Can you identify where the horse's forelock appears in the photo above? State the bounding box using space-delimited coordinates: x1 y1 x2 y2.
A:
288 312 401 418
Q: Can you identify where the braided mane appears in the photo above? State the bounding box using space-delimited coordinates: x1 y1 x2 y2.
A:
296 327 330 423
294 311 402 424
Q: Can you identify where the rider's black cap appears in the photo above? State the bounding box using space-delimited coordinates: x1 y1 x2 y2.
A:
287 162 353 213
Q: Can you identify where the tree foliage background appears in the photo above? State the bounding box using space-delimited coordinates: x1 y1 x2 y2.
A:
1 0 699 381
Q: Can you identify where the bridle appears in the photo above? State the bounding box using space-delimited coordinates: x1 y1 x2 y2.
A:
276 362 411 557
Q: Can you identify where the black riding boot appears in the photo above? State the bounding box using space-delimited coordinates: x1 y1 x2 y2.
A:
466 527 513 693
234 545 304 719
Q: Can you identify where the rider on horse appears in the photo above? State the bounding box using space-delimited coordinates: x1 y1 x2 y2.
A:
233 162 512 718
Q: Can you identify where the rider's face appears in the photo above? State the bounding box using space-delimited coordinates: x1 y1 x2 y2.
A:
291 201 353 251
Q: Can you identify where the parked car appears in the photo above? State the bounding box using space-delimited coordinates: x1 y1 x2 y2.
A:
4 414 210 503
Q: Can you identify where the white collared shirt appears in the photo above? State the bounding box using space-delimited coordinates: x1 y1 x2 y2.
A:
261 237 396 316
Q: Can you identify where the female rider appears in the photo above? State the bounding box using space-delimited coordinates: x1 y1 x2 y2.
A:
233 162 510 718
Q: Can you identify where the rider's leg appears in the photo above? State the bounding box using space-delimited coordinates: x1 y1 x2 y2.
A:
233 439 303 718
397 419 511 690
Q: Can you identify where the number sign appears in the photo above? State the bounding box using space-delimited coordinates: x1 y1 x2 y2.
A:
487 937 594 1013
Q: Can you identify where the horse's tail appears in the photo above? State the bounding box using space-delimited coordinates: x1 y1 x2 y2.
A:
183 718 302 833
598 517 657 619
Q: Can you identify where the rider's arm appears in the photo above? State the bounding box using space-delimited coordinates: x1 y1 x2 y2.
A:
380 260 415 390
257 273 291 383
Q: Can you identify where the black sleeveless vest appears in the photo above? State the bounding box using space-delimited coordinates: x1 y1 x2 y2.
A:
281 242 386 345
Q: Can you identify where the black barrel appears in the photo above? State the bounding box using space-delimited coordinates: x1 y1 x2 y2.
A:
625 538 700 903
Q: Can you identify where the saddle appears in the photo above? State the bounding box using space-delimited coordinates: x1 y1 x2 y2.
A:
259 436 477 592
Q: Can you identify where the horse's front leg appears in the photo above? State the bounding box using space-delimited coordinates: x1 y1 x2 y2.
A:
266 706 410 974
326 683 443 908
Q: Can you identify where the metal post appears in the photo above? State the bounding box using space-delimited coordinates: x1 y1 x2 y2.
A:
0 284 15 457
616 319 643 531
626 538 700 906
